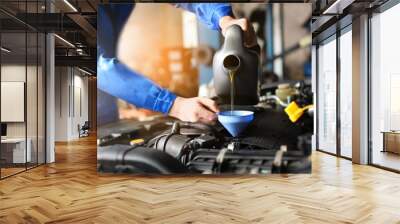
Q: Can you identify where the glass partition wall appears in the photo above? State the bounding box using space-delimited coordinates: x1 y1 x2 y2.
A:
316 25 353 159
317 35 337 155
0 1 46 179
315 0 400 171
370 2 400 171
339 27 352 159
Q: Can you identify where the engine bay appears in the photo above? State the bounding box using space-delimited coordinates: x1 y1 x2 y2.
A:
97 81 313 175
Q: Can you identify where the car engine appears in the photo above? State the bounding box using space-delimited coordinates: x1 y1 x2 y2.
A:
97 81 313 175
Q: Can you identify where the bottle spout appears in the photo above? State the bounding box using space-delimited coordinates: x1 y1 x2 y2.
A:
223 54 240 72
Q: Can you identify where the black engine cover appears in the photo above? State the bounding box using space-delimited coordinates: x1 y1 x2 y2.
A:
98 145 188 174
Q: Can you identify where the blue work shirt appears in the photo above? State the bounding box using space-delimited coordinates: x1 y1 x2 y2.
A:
97 3 232 115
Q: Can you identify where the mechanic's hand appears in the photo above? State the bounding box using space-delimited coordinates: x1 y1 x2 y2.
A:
219 16 258 48
169 97 219 124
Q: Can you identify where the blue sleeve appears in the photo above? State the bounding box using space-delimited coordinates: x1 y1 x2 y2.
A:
97 54 177 114
97 4 177 114
174 3 233 30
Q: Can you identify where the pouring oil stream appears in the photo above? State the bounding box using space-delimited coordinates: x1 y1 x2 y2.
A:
228 69 235 114
223 54 240 115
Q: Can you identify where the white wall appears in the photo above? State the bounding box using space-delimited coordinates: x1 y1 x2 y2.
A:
1 64 46 164
71 73 89 138
54 67 89 141
55 67 68 141
1 65 36 138
1 66 26 138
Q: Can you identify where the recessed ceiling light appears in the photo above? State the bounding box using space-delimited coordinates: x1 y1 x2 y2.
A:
323 0 354 15
63 0 78 12
1 47 11 53
54 34 75 48
78 67 93 76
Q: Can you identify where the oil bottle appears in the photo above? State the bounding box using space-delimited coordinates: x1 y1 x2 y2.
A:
213 24 260 106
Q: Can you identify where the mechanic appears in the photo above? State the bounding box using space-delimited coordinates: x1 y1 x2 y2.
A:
98 3 257 124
